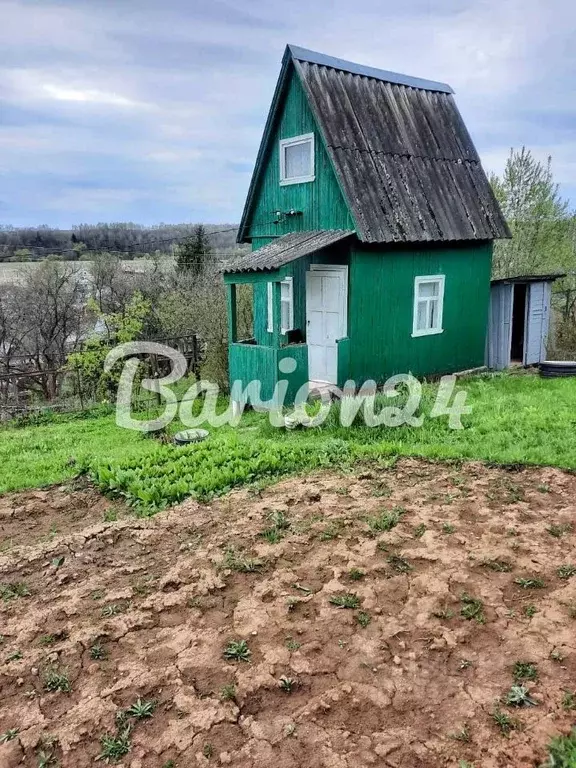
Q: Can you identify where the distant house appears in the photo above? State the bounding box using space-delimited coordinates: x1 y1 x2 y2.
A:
224 45 512 405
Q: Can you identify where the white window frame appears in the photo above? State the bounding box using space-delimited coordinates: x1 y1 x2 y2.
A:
412 275 445 337
279 133 315 186
267 277 294 334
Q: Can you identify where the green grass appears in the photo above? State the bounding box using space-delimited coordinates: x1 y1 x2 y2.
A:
544 729 576 767
2 373 576 510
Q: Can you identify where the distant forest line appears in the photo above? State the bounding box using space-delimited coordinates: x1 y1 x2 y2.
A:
0 223 241 262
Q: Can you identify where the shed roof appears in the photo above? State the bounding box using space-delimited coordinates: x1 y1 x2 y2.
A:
238 45 510 244
223 230 353 274
491 273 566 285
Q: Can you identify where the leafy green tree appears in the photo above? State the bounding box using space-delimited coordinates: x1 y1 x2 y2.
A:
490 147 572 278
176 224 212 275
68 292 151 401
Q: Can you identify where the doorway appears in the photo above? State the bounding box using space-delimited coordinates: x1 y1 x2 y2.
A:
305 266 347 384
510 283 527 363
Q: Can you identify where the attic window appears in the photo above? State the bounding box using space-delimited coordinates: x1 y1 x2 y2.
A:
267 278 294 334
279 133 315 185
412 275 445 337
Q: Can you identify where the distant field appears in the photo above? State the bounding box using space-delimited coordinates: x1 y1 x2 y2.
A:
0 258 173 285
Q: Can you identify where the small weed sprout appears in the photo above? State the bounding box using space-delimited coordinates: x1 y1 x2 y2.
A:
285 637 301 651
387 554 412 573
0 728 19 743
220 683 236 701
348 568 365 581
523 604 538 618
513 661 538 682
449 724 471 742
515 577 545 589
547 522 573 538
127 698 155 719
505 684 537 707
90 642 107 660
97 725 132 763
558 565 576 579
562 691 576 710
550 648 564 663
413 523 427 538
223 639 251 662
202 743 213 759
481 559 513 573
442 523 456 534
0 582 30 601
43 668 71 693
367 507 404 533
222 548 263 573
101 604 123 618
6 649 23 662
460 594 485 624
279 676 297 693
356 611 371 628
492 708 519 736
329 593 360 609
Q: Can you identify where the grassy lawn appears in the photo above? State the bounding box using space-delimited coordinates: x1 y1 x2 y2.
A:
1 372 576 504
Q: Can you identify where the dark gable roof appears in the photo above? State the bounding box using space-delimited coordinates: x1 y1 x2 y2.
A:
223 230 354 274
238 45 510 244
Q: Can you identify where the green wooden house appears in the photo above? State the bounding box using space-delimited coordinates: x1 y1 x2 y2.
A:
224 45 510 406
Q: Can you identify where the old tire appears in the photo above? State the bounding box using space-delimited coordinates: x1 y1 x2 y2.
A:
539 361 576 378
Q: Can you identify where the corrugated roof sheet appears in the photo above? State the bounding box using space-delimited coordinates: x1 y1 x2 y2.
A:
287 45 453 94
293 55 511 243
491 273 566 285
223 230 353 274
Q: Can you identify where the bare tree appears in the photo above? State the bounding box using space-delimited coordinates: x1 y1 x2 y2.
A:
17 261 87 399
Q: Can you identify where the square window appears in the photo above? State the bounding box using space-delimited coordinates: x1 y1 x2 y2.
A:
279 134 315 185
412 276 445 337
267 278 294 334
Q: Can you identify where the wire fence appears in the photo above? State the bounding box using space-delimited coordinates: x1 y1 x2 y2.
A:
0 333 203 423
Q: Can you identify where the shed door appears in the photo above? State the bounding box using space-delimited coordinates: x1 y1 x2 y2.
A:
524 282 551 365
306 267 347 384
487 283 513 370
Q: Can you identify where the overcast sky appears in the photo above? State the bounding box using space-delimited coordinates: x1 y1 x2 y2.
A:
1 0 575 227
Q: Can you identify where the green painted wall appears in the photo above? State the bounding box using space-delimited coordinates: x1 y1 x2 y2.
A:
229 342 308 406
246 68 355 240
348 242 493 383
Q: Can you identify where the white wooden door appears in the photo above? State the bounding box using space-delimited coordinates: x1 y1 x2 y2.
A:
306 267 347 384
524 281 550 365
486 283 513 370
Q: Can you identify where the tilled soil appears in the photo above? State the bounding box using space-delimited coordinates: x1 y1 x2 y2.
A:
1 458 576 768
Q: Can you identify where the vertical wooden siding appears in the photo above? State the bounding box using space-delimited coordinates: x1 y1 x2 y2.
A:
246 69 354 240
348 243 492 382
228 342 308 406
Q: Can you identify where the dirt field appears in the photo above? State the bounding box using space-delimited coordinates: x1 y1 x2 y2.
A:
2 459 576 768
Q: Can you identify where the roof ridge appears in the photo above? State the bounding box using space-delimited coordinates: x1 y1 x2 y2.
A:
288 44 453 94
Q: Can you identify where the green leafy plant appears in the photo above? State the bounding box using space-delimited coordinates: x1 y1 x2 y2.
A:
221 548 263 573
442 522 456 534
285 637 301 651
0 582 30 601
202 743 213 759
449 724 471 742
279 676 297 693
460 594 485 624
515 577 545 589
387 554 412 573
347 568 365 581
481 559 513 573
0 728 19 744
543 729 576 767
97 725 132 763
492 708 519 736
366 507 404 533
329 593 360 609
562 691 576 711
220 684 236 701
126 698 155 719
223 639 251 662
356 611 371 628
513 661 538 682
557 565 576 579
505 684 537 707
90 642 108 660
43 668 71 693
413 523 427 538
547 522 574 538
523 604 538 618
